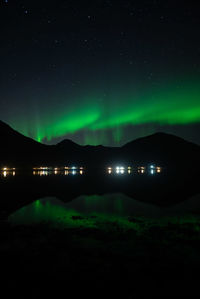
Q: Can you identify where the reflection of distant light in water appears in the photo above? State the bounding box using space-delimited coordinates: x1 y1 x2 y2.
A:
72 170 76 175
116 166 125 174
80 170 83 175
54 170 58 175
3 171 7 177
107 167 112 174
33 171 36 175
150 169 155 174
65 170 69 175
128 169 131 174
12 171 15 176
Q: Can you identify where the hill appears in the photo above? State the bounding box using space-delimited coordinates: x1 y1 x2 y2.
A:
0 120 199 173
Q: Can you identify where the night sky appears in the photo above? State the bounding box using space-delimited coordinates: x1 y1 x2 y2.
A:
1 0 200 146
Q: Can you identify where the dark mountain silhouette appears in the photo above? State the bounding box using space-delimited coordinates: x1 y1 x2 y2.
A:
0 120 199 174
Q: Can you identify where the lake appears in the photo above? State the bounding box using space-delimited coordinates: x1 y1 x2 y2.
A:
8 193 200 229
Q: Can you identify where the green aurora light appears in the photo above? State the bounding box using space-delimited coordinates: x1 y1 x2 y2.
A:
7 81 200 145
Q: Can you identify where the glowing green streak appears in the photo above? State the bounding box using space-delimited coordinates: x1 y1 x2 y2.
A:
8 80 200 144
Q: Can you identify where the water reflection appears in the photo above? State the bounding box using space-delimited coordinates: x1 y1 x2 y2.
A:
107 165 162 175
8 193 200 228
0 168 16 177
32 167 85 176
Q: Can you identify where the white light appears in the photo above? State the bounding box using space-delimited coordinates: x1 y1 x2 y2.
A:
72 170 76 175
151 169 155 174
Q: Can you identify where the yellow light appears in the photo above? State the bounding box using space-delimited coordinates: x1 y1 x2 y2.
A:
3 171 7 177
80 170 83 175
157 167 161 173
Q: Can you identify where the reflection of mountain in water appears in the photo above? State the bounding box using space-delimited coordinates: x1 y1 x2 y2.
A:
1 173 200 218
8 193 200 227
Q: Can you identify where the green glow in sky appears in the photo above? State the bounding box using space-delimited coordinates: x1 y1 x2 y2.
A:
8 81 200 145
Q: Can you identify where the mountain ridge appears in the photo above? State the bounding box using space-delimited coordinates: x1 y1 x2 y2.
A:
0 120 199 169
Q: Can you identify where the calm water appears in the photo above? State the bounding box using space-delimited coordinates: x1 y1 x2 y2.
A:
8 193 200 228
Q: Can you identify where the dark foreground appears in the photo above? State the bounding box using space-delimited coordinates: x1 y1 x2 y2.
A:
0 175 200 298
1 210 200 298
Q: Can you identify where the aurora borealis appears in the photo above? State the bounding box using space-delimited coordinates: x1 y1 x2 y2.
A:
1 0 200 145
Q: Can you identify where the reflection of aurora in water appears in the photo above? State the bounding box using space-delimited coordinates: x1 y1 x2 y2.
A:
8 194 200 231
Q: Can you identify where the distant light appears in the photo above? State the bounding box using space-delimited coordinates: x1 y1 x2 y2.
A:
157 167 161 173
3 167 7 171
72 166 76 170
